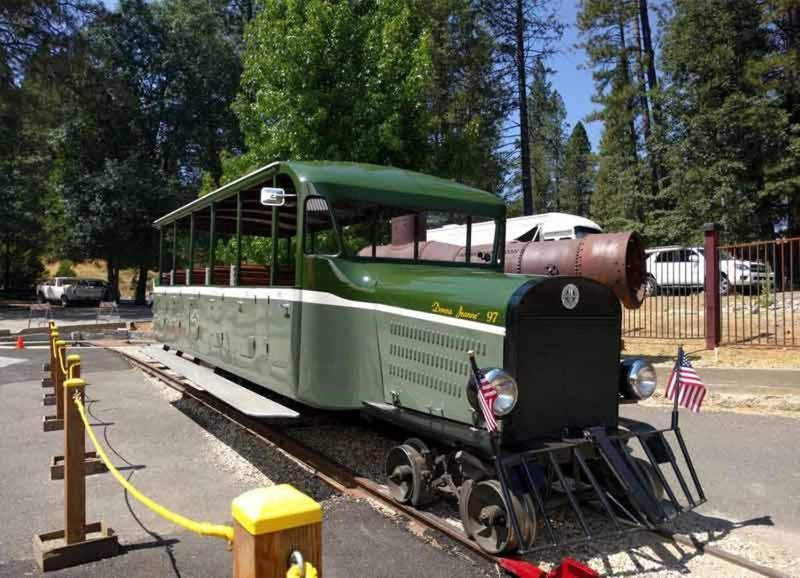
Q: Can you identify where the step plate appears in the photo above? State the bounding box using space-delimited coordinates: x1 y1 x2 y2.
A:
137 346 299 419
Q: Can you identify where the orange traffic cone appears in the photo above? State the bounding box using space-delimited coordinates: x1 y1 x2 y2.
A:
16 335 24 349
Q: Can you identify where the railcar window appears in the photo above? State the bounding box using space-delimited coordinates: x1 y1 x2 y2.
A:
304 197 339 255
326 201 498 267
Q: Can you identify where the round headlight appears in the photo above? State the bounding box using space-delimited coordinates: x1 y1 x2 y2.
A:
625 359 657 399
484 368 519 416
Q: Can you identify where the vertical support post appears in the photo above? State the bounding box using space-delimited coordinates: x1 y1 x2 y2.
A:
158 228 163 287
704 223 721 349
172 222 177 285
49 329 58 387
188 213 195 284
209 203 216 286
236 191 242 287
63 363 86 545
232 485 322 578
55 340 67 420
270 177 279 286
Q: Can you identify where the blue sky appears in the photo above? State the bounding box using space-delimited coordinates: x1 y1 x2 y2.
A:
549 0 600 149
100 0 599 149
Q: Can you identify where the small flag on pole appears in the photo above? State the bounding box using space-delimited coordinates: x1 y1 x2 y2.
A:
468 351 498 433
665 348 707 413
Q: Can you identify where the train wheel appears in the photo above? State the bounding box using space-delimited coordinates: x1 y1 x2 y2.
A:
385 444 432 506
460 479 536 554
634 458 665 502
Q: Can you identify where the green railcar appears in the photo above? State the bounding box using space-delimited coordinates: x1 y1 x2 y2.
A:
152 161 706 554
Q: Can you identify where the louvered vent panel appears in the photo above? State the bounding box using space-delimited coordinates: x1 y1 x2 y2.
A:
386 321 489 399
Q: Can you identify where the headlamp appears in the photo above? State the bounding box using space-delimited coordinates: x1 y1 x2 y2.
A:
622 358 657 400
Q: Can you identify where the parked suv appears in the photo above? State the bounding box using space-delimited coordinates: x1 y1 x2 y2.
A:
645 246 775 296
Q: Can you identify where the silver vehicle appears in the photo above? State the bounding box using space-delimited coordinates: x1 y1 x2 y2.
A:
645 246 775 296
36 277 110 306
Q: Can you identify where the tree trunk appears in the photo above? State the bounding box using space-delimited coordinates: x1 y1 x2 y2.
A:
617 19 638 165
2 236 10 292
638 0 661 127
134 264 148 305
106 257 120 302
516 0 533 215
632 15 651 143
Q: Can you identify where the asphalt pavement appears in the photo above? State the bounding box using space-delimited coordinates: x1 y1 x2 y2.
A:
622 404 800 547
0 346 490 578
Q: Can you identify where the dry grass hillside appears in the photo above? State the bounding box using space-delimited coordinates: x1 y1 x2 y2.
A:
43 260 155 299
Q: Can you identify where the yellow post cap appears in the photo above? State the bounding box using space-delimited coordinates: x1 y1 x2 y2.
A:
232 485 321 536
56 339 66 346
64 378 86 389
67 354 81 363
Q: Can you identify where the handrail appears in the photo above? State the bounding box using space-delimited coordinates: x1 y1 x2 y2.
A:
73 395 235 543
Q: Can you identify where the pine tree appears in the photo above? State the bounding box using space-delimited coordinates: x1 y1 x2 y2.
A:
660 0 788 241
578 0 646 232
479 0 562 214
560 122 594 217
527 59 566 212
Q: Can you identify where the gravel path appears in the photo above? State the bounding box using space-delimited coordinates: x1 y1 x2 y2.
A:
131 355 797 577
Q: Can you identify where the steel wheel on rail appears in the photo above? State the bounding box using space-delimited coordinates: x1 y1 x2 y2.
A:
385 444 432 506
460 479 536 554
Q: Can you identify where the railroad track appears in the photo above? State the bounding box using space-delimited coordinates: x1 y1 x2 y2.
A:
110 345 791 578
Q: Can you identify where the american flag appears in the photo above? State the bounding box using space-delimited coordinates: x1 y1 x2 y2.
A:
476 372 498 432
666 348 707 413
468 351 498 433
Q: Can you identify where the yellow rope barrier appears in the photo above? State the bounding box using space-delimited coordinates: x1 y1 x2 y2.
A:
73 395 235 543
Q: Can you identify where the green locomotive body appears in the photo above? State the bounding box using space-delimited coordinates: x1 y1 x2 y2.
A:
152 161 706 554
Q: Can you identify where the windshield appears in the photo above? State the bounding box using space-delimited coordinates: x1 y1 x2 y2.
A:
303 198 503 268
574 226 601 239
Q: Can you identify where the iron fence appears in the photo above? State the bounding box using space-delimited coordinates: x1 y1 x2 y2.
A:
622 234 800 348
718 237 799 347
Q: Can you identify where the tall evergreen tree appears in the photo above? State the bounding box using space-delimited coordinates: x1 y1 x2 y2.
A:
527 59 566 212
578 0 646 232
659 0 789 241
479 0 562 214
560 122 594 217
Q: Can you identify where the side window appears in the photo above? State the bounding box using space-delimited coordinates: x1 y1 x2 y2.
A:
676 249 690 263
655 251 672 263
304 197 339 255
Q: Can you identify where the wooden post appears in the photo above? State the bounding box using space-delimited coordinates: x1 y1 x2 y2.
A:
49 329 59 385
55 340 67 420
704 223 721 349
63 364 86 545
231 485 322 578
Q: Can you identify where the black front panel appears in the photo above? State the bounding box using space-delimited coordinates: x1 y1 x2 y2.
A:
504 277 621 444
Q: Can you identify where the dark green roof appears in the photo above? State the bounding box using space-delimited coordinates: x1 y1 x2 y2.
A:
153 161 505 226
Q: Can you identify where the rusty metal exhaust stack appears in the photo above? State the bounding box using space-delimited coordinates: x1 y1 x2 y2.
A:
364 217 647 309
498 232 647 309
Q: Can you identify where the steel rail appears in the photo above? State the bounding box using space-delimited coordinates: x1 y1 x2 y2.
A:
111 346 792 578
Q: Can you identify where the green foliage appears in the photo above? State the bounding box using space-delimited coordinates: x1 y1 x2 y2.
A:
560 122 594 217
55 260 77 277
527 60 567 212
659 0 790 242
233 0 507 194
55 0 244 300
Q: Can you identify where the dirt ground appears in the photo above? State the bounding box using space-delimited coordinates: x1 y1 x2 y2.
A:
623 338 800 369
623 291 800 349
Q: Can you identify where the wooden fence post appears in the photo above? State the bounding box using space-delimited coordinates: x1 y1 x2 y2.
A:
63 368 86 545
231 485 322 578
704 223 721 349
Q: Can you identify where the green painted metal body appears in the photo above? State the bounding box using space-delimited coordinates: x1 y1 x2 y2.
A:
151 161 602 449
153 256 530 422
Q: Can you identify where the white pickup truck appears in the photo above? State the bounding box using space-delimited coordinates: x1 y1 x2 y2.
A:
36 277 110 306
